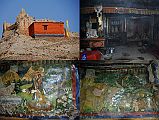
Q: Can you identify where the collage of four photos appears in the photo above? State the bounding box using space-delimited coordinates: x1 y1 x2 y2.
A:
0 0 159 120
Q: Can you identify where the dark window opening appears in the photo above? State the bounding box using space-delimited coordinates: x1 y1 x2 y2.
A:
43 25 48 30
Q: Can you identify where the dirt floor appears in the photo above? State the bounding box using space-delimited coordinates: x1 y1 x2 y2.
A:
112 45 156 60
103 44 157 63
0 34 79 60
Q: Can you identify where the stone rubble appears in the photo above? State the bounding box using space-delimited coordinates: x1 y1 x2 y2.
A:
0 34 79 60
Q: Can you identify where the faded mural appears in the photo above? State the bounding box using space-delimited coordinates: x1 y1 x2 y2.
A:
0 61 78 118
80 63 159 118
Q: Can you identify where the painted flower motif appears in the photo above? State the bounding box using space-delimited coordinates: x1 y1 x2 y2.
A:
63 102 67 107
22 89 26 93
62 95 67 101
57 99 62 103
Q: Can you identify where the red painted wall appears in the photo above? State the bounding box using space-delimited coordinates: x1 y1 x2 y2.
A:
29 22 64 37
29 23 34 36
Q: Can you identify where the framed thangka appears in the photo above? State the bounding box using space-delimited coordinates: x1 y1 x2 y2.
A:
0 60 79 119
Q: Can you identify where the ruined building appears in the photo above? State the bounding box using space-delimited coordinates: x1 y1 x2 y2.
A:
3 8 34 37
2 8 65 38
16 8 34 35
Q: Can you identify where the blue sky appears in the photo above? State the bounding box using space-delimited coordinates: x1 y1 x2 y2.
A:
0 0 79 36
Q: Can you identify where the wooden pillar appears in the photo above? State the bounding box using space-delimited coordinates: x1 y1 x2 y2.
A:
124 17 127 32
152 15 155 45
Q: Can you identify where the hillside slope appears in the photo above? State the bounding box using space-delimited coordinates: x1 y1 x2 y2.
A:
0 34 79 60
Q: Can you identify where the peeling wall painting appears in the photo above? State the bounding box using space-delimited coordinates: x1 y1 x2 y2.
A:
80 63 159 119
0 61 78 119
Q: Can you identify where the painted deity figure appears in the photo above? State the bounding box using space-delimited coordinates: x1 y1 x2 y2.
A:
32 72 45 103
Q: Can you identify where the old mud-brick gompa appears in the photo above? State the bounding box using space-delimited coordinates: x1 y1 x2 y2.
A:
2 8 65 38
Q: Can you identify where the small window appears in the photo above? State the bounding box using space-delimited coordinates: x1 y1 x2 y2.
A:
43 25 48 30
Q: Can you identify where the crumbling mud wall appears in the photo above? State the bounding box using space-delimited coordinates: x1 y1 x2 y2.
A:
2 9 34 37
